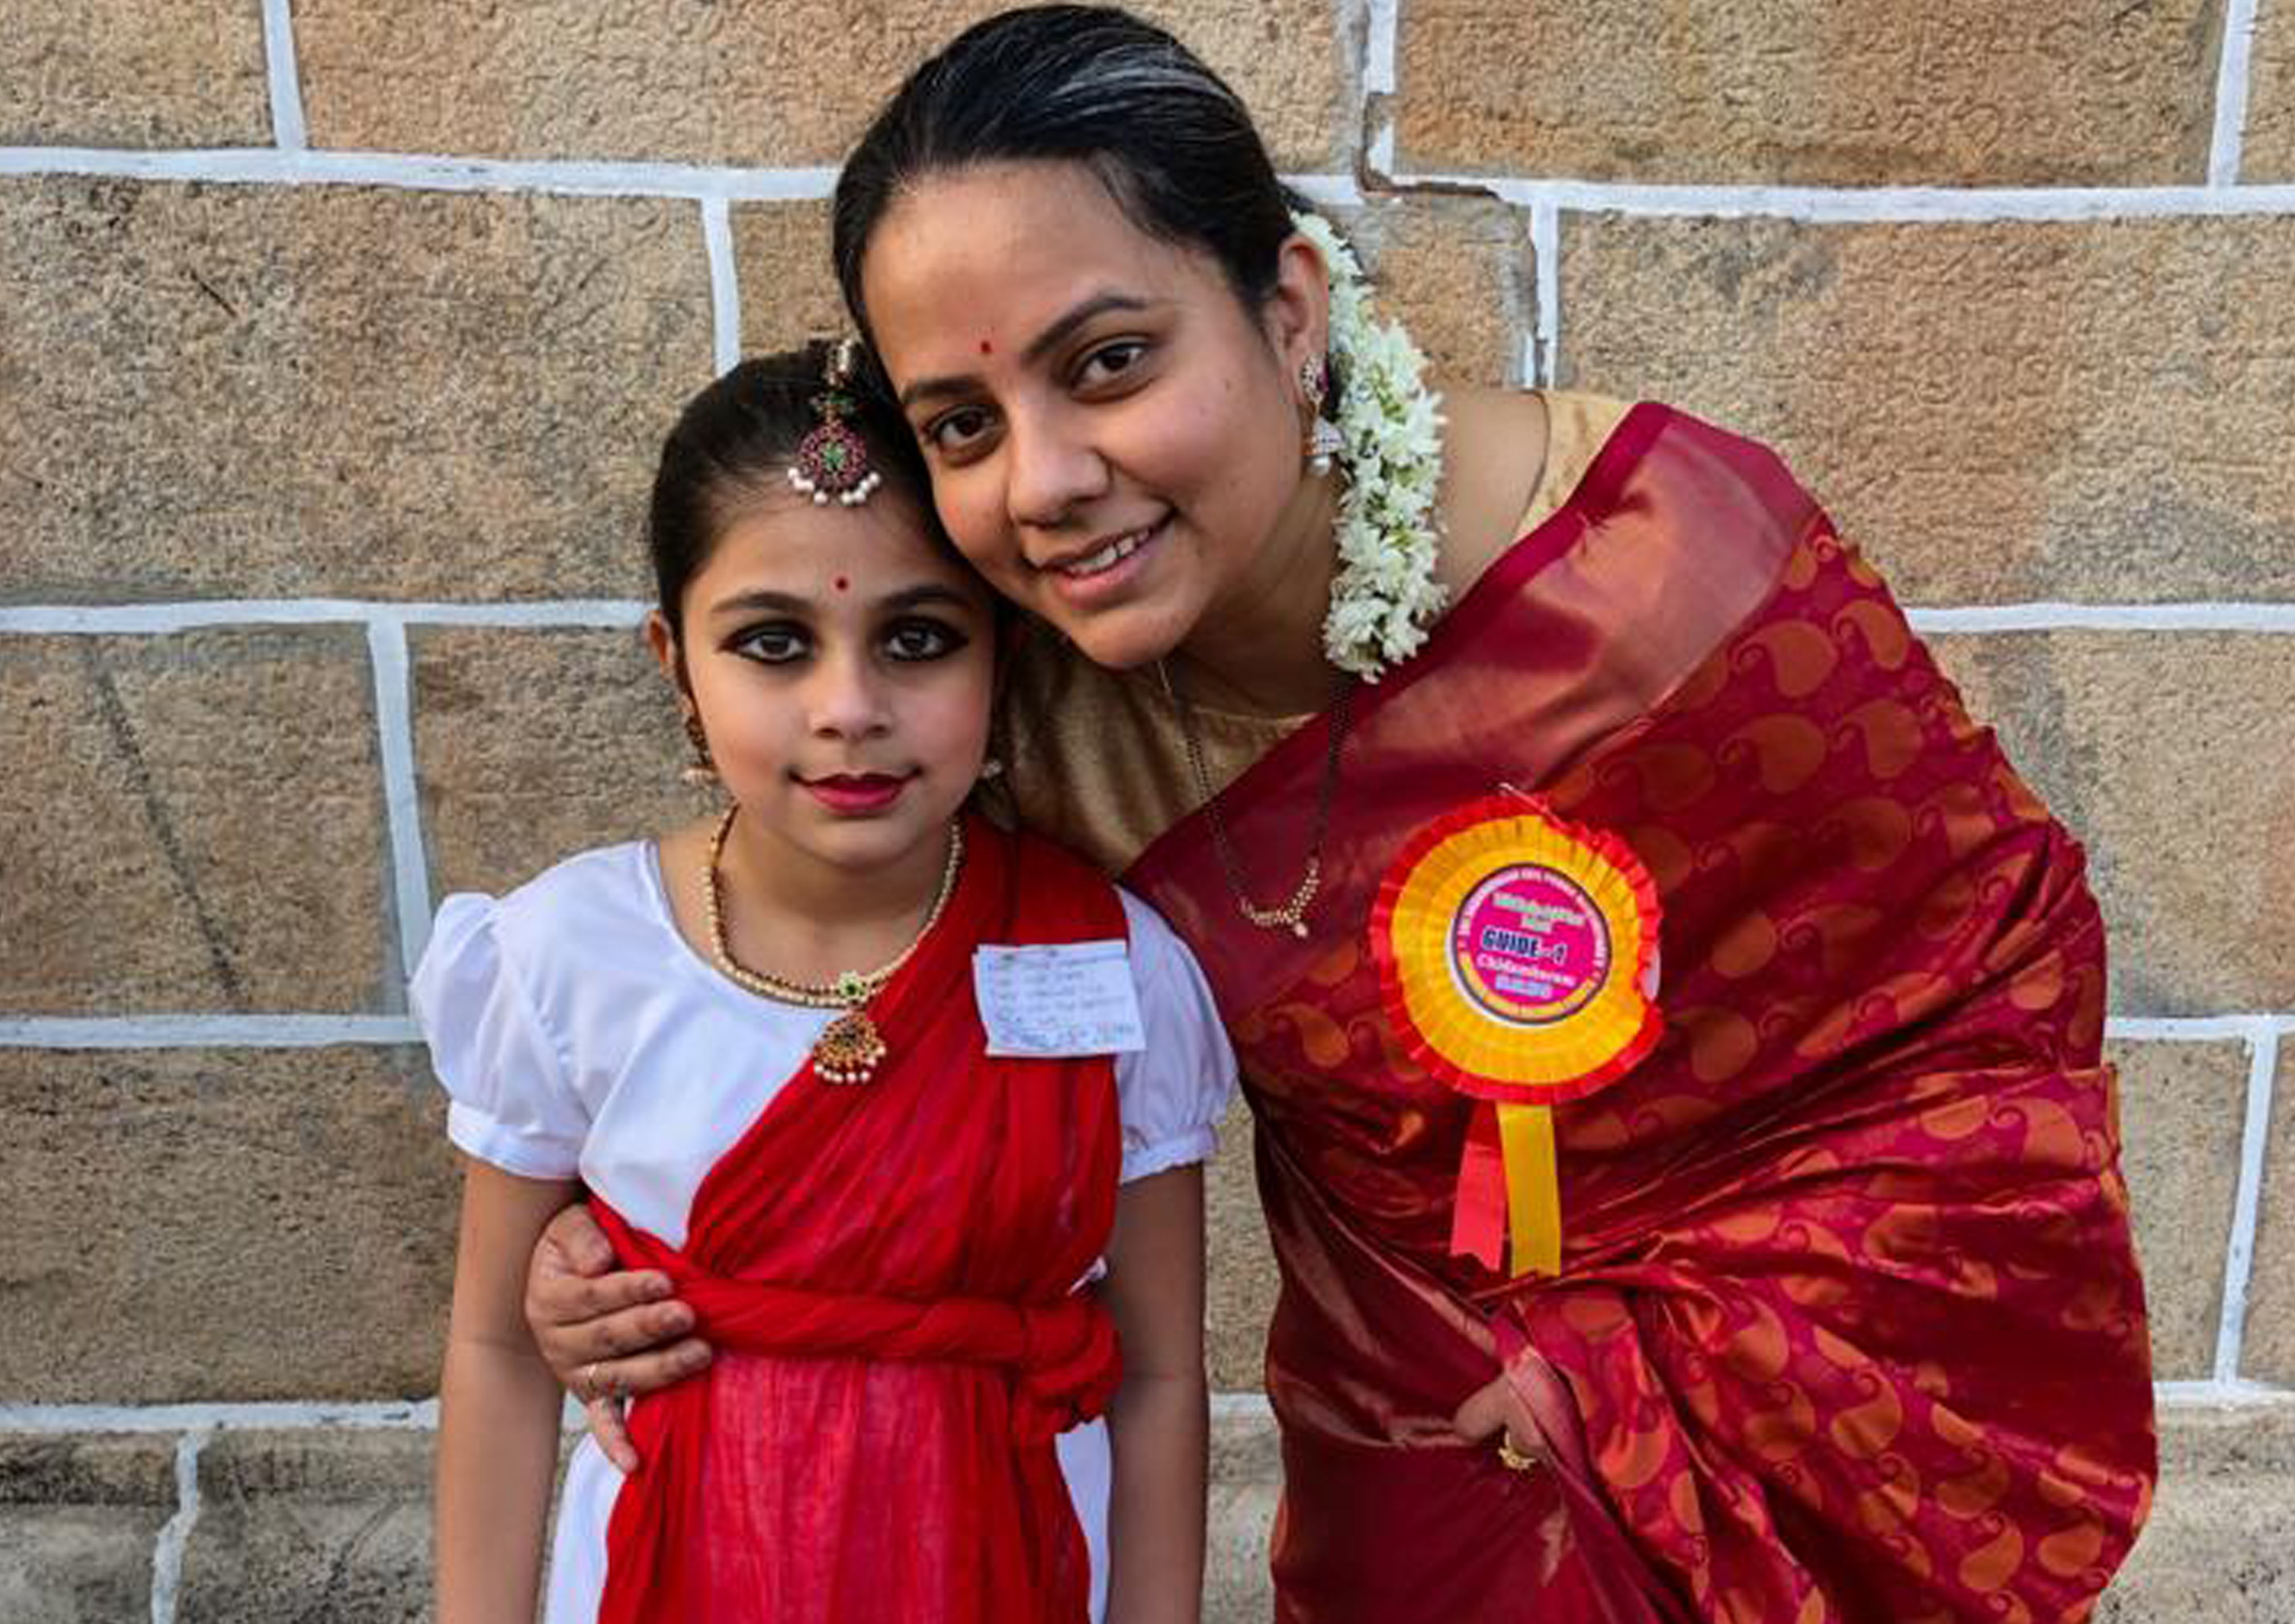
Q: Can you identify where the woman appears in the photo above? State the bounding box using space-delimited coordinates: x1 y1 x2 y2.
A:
524 7 2156 1619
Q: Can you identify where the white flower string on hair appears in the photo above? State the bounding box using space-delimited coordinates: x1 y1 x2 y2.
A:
1292 209 1449 681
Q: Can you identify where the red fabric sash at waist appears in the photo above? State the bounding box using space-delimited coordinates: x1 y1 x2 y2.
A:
610 1221 1123 1444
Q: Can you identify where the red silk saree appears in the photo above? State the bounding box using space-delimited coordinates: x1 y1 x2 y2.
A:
591 820 1126 1624
1126 406 2155 1622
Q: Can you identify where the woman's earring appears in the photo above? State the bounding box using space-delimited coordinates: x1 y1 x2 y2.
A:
979 757 1005 782
681 712 719 786
1299 357 1343 474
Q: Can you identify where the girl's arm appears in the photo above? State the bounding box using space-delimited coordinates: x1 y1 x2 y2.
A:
436 1156 583 1624
1100 1163 1210 1624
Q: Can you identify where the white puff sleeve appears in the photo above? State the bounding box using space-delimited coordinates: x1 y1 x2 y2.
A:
409 894 587 1180
1114 891 1240 1184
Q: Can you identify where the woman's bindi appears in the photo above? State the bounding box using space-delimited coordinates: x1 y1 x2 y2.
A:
978 338 993 356
833 575 850 593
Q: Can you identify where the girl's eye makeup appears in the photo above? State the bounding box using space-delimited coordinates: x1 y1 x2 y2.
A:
883 617 968 661
729 622 809 664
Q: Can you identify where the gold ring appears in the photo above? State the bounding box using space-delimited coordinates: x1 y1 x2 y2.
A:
579 1361 601 1403
1496 1434 1541 1473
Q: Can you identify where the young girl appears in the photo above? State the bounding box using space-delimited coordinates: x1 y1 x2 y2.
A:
417 341 1233 1624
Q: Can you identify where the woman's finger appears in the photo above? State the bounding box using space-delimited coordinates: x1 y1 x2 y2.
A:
539 1202 619 1273
585 1396 641 1475
582 1337 714 1403
1450 1374 1512 1441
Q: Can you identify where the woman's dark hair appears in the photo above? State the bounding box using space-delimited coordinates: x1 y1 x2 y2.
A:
832 5 1301 336
647 342 933 636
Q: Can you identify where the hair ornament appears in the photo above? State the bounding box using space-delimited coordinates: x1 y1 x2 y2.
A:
788 336 884 507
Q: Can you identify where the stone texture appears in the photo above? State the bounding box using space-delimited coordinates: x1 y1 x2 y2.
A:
2241 1045 2295 1384
2109 1040 2249 1380
295 0 1348 169
176 1430 430 1624
1206 1405 1277 1623
2096 1403 2295 1620
731 203 847 358
1930 634 2295 1016
410 626 713 900
1206 1095 1276 1393
0 1 270 148
1339 195 1531 388
0 1434 177 1623
0 178 710 602
1396 0 2221 185
0 630 390 1014
0 1047 457 1401
1559 213 2295 606
2247 0 2295 182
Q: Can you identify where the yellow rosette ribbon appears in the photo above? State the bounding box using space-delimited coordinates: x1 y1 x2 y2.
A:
1371 794 1663 1277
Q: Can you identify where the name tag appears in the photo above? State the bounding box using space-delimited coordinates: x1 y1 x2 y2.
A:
972 939 1147 1057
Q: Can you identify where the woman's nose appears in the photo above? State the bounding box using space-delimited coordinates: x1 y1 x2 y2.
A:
1003 405 1109 531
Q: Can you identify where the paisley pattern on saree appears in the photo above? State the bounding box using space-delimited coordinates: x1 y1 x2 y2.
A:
1134 409 2154 1622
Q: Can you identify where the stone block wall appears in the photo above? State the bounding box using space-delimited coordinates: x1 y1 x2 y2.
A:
3 2 2293 1617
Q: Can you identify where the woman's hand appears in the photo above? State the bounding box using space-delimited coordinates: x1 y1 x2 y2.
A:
1451 1370 1549 1472
523 1203 713 1472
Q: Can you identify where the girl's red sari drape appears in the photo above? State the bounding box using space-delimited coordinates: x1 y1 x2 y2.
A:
592 820 1125 1624
1128 406 2156 1623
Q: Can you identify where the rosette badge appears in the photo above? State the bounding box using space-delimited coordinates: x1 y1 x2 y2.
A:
1372 794 1661 1277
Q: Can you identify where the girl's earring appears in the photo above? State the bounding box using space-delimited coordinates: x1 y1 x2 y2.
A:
979 757 1005 782
1299 357 1343 474
681 712 720 787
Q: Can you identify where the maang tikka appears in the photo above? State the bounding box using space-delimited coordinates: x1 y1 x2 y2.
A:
788 336 885 507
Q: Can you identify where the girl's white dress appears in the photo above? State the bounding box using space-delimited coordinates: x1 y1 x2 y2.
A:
412 840 1238 1623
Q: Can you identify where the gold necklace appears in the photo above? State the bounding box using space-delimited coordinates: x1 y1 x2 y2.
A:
1160 660 1355 940
704 808 965 1084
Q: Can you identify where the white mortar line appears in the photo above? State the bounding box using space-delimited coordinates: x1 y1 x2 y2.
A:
2108 1015 2295 1042
2215 1026 2281 1383
1529 202 1561 387
1372 171 2295 221
702 197 743 375
1361 0 1400 176
0 146 1364 205
147 1430 207 1624
1360 0 1400 94
0 1383 2277 1437
2154 1377 2295 1405
15 599 2295 640
1908 602 2295 634
0 599 648 632
0 1015 422 1047
0 146 844 200
2211 0 2263 186
1209 1391 1276 1421
259 0 308 154
367 622 434 980
1292 172 1364 210
0 1400 438 1433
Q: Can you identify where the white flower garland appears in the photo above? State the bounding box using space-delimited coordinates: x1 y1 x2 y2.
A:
1293 210 1448 680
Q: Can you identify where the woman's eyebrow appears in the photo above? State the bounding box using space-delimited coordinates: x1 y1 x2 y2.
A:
898 291 1154 409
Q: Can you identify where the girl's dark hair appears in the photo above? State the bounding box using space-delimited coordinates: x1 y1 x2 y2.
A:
832 5 1301 337
647 342 932 636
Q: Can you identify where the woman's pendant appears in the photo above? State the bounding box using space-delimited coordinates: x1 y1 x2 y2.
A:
813 1008 887 1085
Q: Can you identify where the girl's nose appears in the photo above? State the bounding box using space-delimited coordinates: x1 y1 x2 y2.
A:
807 648 891 738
